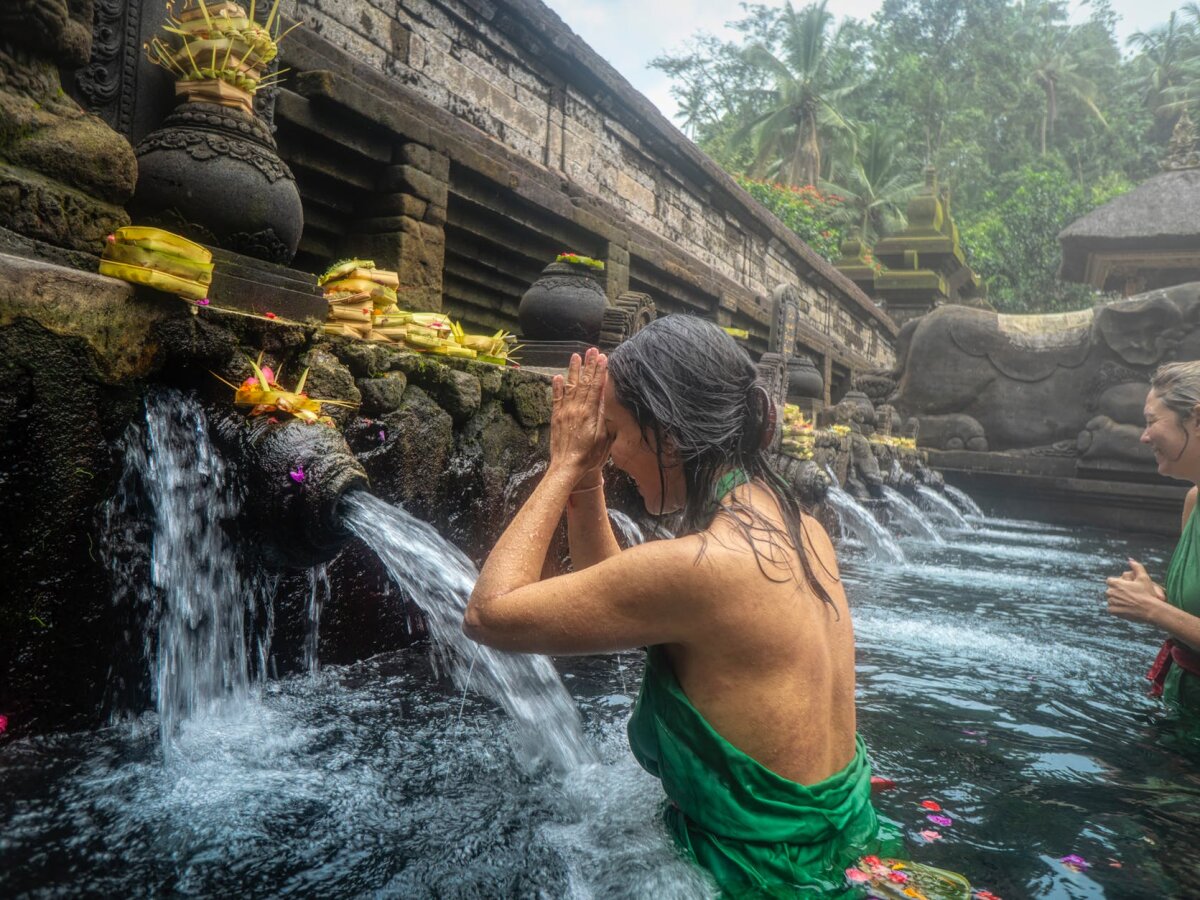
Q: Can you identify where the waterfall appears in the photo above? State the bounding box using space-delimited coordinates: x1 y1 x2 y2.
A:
944 484 985 518
822 468 905 563
107 390 255 754
340 492 594 774
608 509 646 546
916 485 971 529
881 486 945 544
304 564 331 676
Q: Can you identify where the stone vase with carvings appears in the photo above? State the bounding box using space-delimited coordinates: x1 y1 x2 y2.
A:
518 261 608 342
786 354 824 402
129 101 303 264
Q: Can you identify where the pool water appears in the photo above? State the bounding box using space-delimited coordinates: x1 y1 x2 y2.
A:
2 514 1198 898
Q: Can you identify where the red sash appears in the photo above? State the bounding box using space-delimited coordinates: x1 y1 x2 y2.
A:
1147 638 1200 697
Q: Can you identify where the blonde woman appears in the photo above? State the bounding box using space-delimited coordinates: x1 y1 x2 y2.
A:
1107 361 1200 715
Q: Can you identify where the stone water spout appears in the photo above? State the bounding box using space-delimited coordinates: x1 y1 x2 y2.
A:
218 416 369 568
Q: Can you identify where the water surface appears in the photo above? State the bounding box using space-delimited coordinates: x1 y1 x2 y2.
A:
3 511 1199 898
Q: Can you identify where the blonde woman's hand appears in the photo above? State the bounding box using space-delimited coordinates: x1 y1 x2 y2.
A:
550 348 613 484
1106 558 1168 625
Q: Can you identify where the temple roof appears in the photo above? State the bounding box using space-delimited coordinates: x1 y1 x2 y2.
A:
1058 168 1200 282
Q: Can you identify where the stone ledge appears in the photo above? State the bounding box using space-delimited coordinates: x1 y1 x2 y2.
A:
0 251 172 383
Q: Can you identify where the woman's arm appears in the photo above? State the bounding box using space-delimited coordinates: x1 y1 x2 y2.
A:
1107 488 1200 648
464 534 711 654
566 469 622 570
1106 559 1200 650
467 348 619 643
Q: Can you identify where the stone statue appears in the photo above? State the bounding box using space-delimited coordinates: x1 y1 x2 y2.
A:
888 283 1200 466
834 396 884 500
0 0 136 258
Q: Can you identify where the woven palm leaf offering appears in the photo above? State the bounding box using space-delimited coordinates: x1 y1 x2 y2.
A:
319 259 518 364
320 259 407 339
212 353 358 426
780 403 815 460
145 0 297 114
99 226 214 300
844 856 973 900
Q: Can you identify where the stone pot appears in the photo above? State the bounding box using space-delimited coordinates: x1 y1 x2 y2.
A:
786 354 824 402
130 100 303 265
518 261 608 342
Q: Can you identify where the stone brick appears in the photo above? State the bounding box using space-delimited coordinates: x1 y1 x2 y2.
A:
399 142 431 171
378 164 449 207
423 202 447 227
345 217 444 311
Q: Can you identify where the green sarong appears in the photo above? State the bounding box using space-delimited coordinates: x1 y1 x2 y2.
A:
1162 506 1200 714
628 645 883 896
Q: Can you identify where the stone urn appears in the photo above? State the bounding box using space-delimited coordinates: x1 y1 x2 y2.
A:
786 355 824 402
130 101 303 265
518 261 608 342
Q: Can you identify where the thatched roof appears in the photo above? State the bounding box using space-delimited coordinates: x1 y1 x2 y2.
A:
1059 168 1200 282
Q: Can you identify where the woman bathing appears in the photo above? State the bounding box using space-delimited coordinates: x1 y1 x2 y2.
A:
1107 361 1200 717
464 316 883 894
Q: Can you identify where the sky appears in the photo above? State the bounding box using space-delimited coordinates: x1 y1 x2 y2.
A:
540 0 1185 125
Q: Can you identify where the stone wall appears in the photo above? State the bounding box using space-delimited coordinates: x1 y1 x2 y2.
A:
0 253 572 735
271 0 894 376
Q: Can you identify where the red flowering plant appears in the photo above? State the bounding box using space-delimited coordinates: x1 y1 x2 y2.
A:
734 175 848 261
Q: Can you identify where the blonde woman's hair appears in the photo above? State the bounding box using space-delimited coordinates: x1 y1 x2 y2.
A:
1151 361 1200 423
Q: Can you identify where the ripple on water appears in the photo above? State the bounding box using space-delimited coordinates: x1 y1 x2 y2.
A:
4 513 1200 899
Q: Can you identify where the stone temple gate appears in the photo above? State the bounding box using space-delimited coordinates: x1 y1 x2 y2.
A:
58 0 895 392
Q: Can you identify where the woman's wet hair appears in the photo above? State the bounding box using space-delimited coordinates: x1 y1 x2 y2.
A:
606 315 836 607
1152 361 1200 424
1151 361 1200 461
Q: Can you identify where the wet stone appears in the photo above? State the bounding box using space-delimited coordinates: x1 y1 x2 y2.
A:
356 371 407 416
511 379 553 427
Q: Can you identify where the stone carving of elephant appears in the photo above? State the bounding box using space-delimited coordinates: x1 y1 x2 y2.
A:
888 283 1200 465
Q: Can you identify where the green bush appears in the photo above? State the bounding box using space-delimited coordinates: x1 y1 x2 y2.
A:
959 164 1131 313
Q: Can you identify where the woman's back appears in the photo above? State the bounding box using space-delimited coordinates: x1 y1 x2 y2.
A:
661 481 857 786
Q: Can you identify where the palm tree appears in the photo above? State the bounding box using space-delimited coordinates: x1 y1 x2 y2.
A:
1024 5 1109 154
1146 5 1200 121
1128 12 1194 115
736 0 857 187
822 125 922 245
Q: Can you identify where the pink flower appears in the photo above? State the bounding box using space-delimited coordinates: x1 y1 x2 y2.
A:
845 868 870 883
919 829 942 841
289 465 305 484
1059 854 1089 870
378 430 386 442
0 714 7 735
197 298 211 306
927 814 953 827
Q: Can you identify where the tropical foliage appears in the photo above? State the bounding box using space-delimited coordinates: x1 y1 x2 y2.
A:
652 0 1200 312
